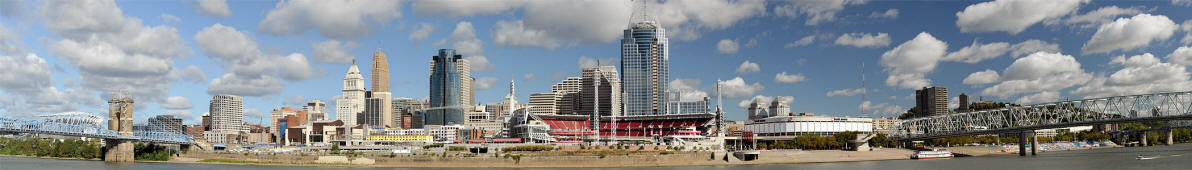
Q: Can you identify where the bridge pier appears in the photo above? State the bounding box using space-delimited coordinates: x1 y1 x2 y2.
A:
1141 133 1148 146
1167 129 1174 146
1031 132 1038 156
103 139 134 162
1018 132 1027 156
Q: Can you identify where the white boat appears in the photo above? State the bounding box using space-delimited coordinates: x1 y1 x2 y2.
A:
912 149 954 159
1136 156 1157 160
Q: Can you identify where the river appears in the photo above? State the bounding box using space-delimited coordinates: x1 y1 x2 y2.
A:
3 144 1192 170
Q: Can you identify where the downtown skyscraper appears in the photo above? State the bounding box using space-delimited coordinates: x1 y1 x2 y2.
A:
368 50 394 128
427 49 467 125
621 8 669 116
336 59 366 127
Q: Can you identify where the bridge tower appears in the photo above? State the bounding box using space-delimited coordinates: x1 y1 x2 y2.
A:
104 92 135 162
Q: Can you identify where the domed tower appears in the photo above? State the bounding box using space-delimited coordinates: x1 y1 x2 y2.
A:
336 59 366 127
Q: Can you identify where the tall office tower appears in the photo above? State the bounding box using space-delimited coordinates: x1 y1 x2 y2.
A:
580 66 621 116
429 54 475 107
371 50 389 92
621 4 669 116
746 99 769 120
336 59 366 127
305 100 327 121
148 115 183 134
428 49 466 125
552 77 583 115
915 86 948 117
958 93 969 112
769 97 790 116
527 92 559 115
210 94 244 133
369 50 395 127
460 60 475 107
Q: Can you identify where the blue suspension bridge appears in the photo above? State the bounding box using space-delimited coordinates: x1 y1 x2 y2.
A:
0 112 195 145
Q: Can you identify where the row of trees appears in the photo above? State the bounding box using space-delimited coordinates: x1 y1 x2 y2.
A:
922 131 1114 146
133 143 177 161
0 137 182 161
0 138 103 159
753 130 1123 149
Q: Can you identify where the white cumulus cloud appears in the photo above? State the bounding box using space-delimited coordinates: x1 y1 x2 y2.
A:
955 0 1086 34
981 52 1091 103
774 72 807 84
962 69 1001 85
735 60 760 74
721 77 764 98
464 55 493 73
196 24 317 96
409 22 435 41
670 78 708 101
942 39 1060 64
835 32 890 48
880 32 948 89
774 0 868 25
1072 53 1192 98
1059 6 1144 29
1082 14 1177 55
196 0 231 17
437 21 483 56
717 39 739 54
826 88 865 97
41 0 188 102
257 0 401 39
311 40 358 64
161 96 193 109
784 35 816 48
475 77 499 90
1167 46 1192 66
859 101 905 116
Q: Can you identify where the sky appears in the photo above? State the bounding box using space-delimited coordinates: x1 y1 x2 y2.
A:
2 0 1192 125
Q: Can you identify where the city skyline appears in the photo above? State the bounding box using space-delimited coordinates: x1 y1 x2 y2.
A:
3 0 1192 125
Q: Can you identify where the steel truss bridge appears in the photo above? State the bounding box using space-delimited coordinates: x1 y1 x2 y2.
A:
891 91 1192 141
0 112 194 145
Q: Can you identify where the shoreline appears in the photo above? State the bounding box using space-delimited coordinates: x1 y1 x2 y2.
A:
0 144 1129 168
161 149 920 168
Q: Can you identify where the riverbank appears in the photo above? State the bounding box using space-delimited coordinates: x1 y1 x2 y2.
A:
942 145 1121 157
166 148 916 168
0 144 1133 168
0 153 101 161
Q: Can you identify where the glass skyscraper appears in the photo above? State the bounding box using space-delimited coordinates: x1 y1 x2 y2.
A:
427 49 465 125
621 13 669 116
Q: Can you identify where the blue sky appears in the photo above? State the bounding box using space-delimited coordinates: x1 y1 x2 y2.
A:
2 0 1192 125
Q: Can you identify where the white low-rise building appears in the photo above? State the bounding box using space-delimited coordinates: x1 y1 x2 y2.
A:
379 125 461 143
743 115 873 136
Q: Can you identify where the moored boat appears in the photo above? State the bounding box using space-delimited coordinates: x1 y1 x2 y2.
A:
912 149 954 159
